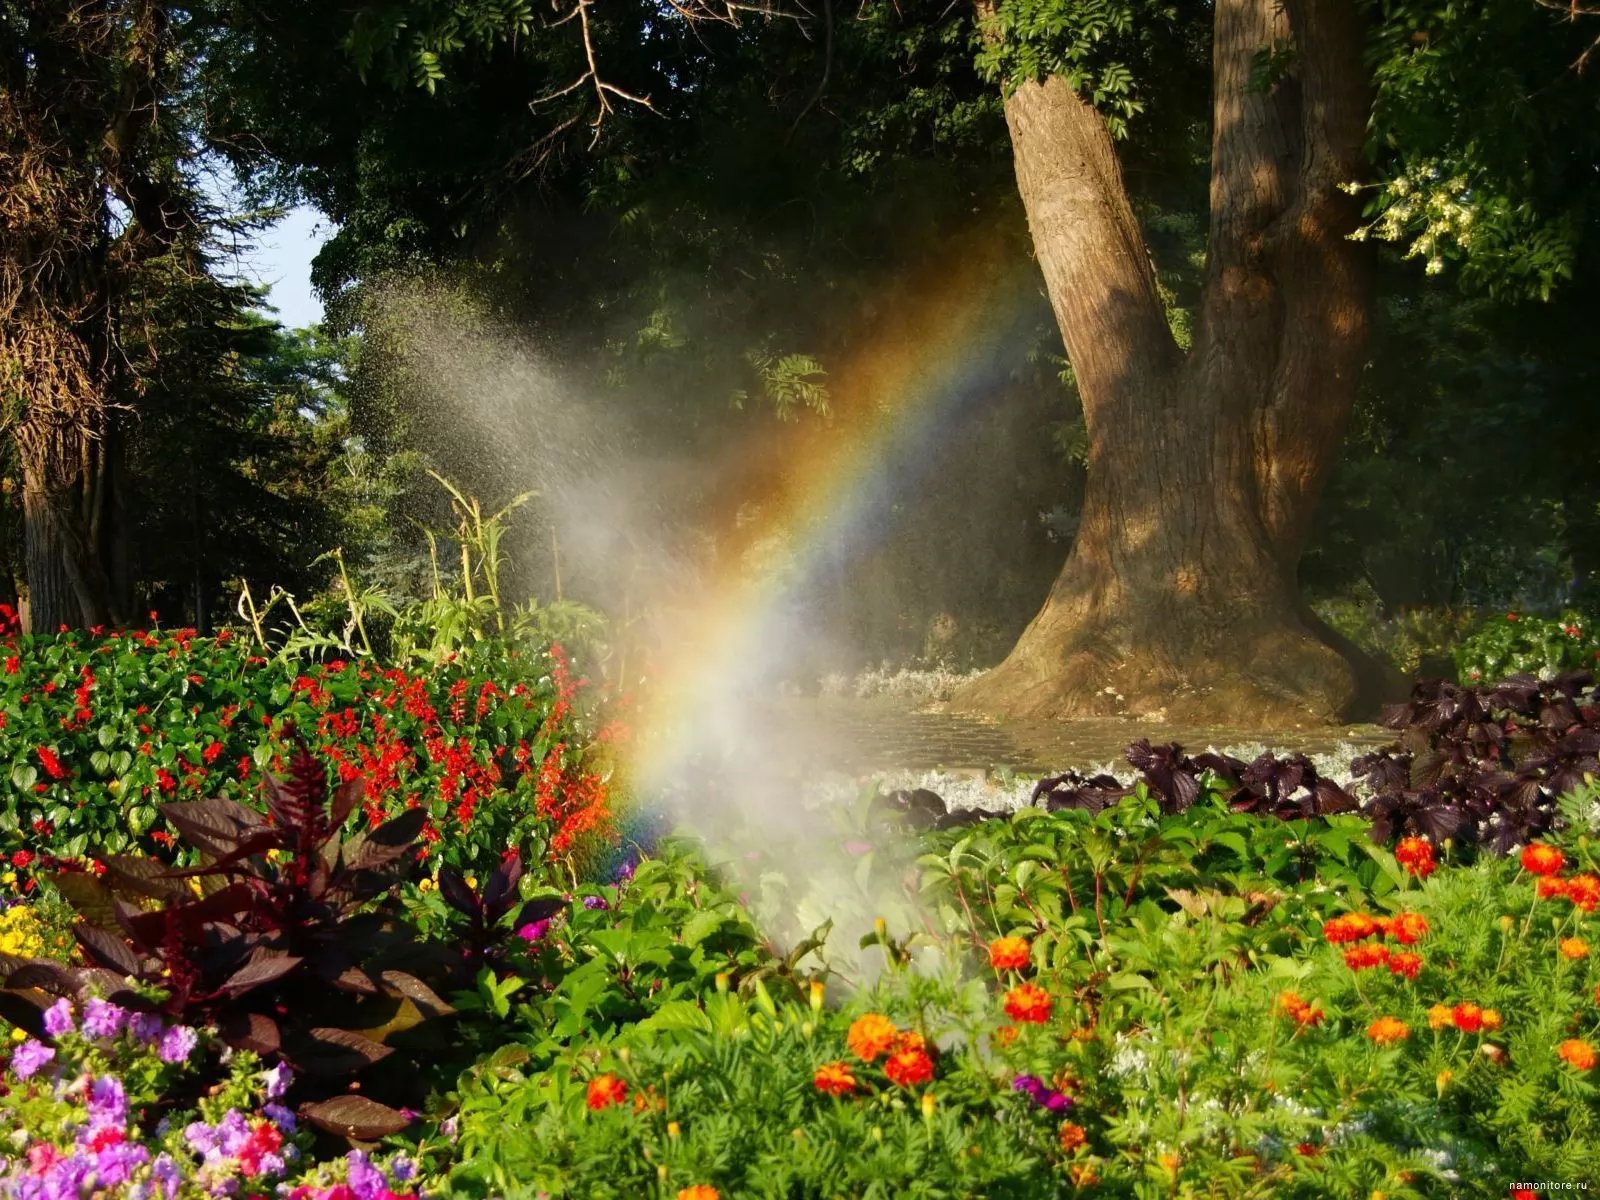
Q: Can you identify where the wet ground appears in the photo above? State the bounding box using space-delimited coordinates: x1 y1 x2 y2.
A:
749 696 1392 778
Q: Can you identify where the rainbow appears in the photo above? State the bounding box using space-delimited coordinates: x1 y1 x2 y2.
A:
630 233 1039 791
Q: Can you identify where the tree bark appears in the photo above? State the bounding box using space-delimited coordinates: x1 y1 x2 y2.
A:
959 0 1397 725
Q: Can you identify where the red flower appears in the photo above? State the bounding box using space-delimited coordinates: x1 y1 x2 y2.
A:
586 1073 627 1110
1343 943 1390 971
10 851 33 869
1387 951 1423 981
1321 913 1379 944
883 1047 934 1088
1002 983 1053 1024
35 747 70 781
1394 837 1436 879
813 1061 857 1096
1521 843 1565 877
1389 912 1429 945
988 936 1032 971
1564 873 1600 913
1451 1003 1485 1033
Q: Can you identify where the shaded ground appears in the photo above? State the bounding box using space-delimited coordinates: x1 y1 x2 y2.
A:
752 696 1392 777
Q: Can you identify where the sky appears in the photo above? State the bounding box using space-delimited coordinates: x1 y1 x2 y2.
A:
226 204 333 329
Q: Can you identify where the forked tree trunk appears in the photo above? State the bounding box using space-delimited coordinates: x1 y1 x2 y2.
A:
959 0 1396 725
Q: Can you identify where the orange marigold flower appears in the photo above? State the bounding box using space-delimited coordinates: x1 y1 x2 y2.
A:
1322 913 1379 944
1366 1016 1409 1045
1560 937 1590 961
994 1024 1020 1048
1427 1004 1454 1030
586 1073 628 1111
1292 1003 1324 1028
846 1014 901 1062
1388 950 1424 981
884 1047 935 1088
677 1188 719 1200
1537 876 1570 901
1395 837 1436 879
1003 982 1053 1024
1389 912 1430 945
1481 1009 1503 1031
988 935 1032 971
814 1061 857 1096
1566 873 1600 913
1522 843 1565 877
1343 944 1391 971
1452 1003 1485 1033
1067 1163 1099 1187
1557 1039 1598 1071
1275 991 1308 1018
1058 1122 1087 1152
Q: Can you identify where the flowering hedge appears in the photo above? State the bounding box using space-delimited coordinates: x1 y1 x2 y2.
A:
0 627 618 877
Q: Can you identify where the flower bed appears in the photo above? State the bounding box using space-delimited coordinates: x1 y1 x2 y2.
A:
4 660 1600 1197
0 628 613 876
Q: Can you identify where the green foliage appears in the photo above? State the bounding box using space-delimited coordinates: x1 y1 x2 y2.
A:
974 0 1176 136
1310 591 1476 678
1453 609 1600 685
1364 0 1600 298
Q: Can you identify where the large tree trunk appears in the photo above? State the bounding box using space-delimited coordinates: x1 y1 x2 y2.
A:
959 0 1396 725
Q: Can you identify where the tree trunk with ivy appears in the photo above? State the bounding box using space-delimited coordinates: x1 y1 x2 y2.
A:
958 0 1400 725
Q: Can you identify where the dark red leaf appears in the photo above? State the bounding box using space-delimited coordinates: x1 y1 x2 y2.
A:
73 925 141 976
220 954 303 996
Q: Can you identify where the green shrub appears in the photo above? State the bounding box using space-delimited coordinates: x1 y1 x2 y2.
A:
1453 608 1600 684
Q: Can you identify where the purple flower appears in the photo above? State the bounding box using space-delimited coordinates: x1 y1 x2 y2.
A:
150 1153 181 1199
582 895 609 911
184 1121 221 1155
130 1012 164 1044
262 1103 296 1132
388 1154 416 1183
515 919 551 943
42 997 74 1037
10 1037 55 1079
157 1025 198 1064
346 1150 385 1200
82 998 128 1040
1041 1090 1074 1113
611 859 637 884
260 1062 292 1100
87 1076 128 1127
92 1141 149 1187
1011 1072 1070 1112
216 1109 250 1156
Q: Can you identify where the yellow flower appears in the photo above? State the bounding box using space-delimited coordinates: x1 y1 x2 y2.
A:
418 878 436 893
1 872 15 886
10 1027 26 1042
0 905 44 958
